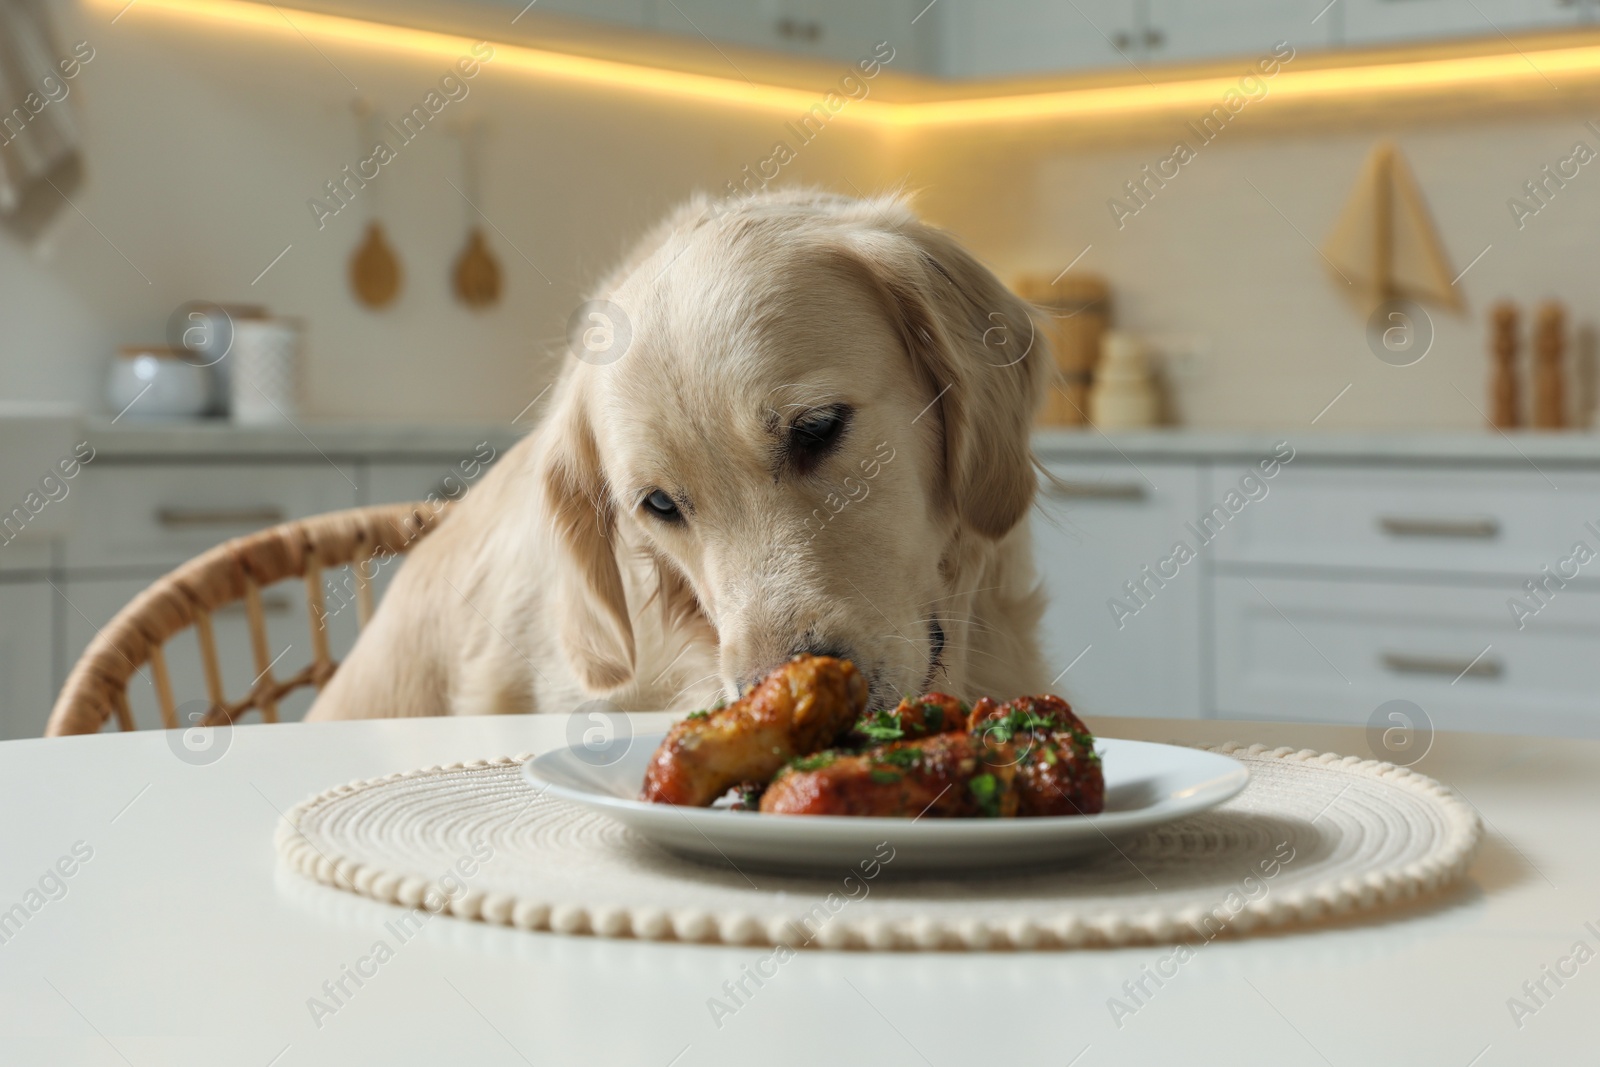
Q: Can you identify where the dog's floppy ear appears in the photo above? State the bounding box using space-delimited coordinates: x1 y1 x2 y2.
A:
537 385 636 691
838 220 1049 539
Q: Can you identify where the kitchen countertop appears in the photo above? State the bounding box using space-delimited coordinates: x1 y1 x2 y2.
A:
1033 427 1600 466
79 418 528 461
0 712 1583 1065
13 415 1600 466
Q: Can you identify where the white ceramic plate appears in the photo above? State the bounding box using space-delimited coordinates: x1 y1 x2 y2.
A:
523 733 1249 873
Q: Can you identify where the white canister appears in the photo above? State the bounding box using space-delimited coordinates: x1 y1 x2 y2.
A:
230 318 303 425
1088 331 1160 429
170 302 267 416
107 346 213 420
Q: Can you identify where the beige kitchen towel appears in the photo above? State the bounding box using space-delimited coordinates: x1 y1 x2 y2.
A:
0 0 86 244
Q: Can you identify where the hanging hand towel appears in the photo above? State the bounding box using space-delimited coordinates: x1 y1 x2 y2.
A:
0 0 88 244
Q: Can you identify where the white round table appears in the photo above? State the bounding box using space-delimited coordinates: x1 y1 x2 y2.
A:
0 713 1587 1066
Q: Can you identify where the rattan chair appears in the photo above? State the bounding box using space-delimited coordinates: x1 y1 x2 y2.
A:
46 502 446 737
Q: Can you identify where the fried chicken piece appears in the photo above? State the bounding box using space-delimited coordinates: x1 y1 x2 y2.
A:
765 692 1106 818
845 692 969 748
1009 730 1105 816
639 654 867 806
971 694 1105 816
760 732 1022 818
967 693 1092 738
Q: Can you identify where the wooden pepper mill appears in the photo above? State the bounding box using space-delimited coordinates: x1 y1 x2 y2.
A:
1532 300 1567 429
1489 302 1519 429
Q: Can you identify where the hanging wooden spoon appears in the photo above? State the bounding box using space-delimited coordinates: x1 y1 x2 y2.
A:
348 98 402 309
453 227 500 307
351 221 402 308
450 120 501 309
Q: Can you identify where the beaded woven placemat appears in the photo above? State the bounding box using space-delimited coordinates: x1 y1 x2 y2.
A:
277 743 1481 951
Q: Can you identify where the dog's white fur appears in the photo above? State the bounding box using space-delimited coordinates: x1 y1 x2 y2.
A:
308 190 1051 721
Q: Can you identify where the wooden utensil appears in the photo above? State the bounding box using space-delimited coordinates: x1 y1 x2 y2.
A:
453 228 500 307
1533 300 1567 429
1489 301 1519 430
450 120 501 309
351 222 401 308
348 98 402 309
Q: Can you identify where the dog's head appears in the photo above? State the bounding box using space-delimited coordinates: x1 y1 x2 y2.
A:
537 190 1048 710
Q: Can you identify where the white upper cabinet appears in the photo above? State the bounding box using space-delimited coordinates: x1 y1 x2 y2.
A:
645 0 919 68
1143 0 1333 64
1340 0 1596 46
534 0 653 20
332 0 1600 77
937 0 1136 80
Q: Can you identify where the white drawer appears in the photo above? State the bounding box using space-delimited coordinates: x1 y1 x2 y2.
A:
65 463 359 570
0 581 55 739
0 539 52 573
364 443 500 506
63 575 363 727
1033 461 1204 720
1210 465 1600 578
1212 574 1600 738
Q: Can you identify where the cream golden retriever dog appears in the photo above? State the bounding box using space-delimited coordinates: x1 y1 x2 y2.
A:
309 189 1050 721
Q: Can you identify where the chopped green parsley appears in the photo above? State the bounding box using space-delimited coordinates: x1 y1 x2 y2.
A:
855 709 905 743
788 750 838 773
969 773 1001 817
874 746 922 769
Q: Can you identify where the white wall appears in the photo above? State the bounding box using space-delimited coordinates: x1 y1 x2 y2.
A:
6 1 1597 432
904 111 1600 430
0 0 888 420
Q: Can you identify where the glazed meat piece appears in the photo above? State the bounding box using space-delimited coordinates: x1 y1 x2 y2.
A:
1011 731 1105 816
972 695 1104 816
765 689 1106 818
760 732 1021 818
640 654 867 806
968 693 1092 739
845 692 969 747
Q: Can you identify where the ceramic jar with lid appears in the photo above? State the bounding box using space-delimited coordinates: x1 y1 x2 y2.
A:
106 346 212 420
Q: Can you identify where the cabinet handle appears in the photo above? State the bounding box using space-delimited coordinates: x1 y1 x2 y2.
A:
775 17 821 42
1143 28 1165 48
1381 653 1503 680
216 594 293 616
156 507 286 529
1111 29 1133 50
1378 516 1499 539
1045 481 1148 502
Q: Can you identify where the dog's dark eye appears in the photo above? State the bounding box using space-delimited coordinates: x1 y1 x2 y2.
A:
641 489 682 522
788 405 851 475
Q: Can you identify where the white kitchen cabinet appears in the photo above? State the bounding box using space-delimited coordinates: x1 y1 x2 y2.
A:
652 0 910 66
1145 0 1330 63
1341 0 1595 45
0 581 54 740
536 0 652 21
67 462 360 571
1212 572 1600 739
363 448 502 507
938 0 1136 79
1032 460 1205 722
1210 464 1600 579
651 0 785 52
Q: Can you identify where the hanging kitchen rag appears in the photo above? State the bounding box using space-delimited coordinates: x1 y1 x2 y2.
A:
0 0 85 244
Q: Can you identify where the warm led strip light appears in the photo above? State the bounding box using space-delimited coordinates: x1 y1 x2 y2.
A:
106 0 1600 128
